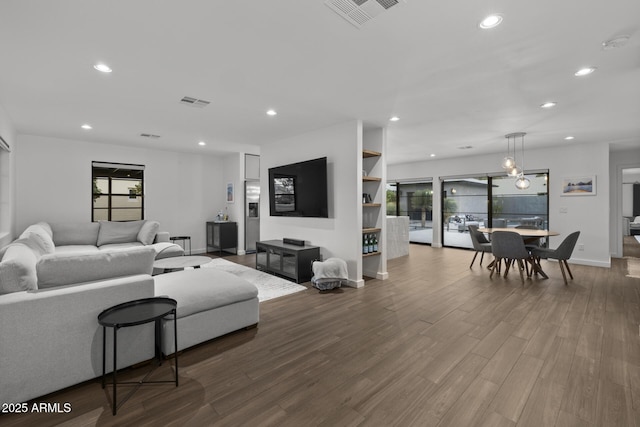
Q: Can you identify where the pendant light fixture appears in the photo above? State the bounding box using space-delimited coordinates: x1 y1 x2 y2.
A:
512 132 530 190
503 132 521 177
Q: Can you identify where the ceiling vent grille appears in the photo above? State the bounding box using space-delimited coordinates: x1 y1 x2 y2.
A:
140 133 161 139
179 96 211 108
325 0 403 28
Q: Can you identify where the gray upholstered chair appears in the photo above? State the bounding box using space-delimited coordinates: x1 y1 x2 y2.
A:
468 224 492 268
490 231 532 283
530 231 580 285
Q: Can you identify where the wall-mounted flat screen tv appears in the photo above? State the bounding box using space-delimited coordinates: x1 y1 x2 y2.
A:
268 157 328 218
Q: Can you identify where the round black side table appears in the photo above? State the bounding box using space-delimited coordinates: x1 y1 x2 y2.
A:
98 297 178 415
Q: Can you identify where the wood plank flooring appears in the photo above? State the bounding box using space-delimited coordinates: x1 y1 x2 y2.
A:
3 245 640 426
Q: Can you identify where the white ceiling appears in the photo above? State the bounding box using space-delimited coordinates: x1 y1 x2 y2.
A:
0 0 638 165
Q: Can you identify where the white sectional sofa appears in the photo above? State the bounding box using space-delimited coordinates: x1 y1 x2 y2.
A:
0 220 259 406
0 220 184 295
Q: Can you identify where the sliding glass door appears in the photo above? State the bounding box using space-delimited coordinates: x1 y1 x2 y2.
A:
442 177 489 249
388 181 434 244
441 172 549 249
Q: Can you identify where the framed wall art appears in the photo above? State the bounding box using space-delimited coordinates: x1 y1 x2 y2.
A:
561 175 596 196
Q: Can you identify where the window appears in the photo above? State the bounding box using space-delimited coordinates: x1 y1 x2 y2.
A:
92 162 144 221
0 135 10 237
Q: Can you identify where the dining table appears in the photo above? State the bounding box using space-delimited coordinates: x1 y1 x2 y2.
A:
477 227 560 279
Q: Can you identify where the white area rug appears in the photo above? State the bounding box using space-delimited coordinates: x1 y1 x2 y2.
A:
628 257 640 279
201 258 307 302
635 236 640 244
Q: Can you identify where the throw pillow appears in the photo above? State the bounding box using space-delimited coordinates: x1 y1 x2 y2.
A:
97 220 145 247
0 243 39 294
20 225 55 254
137 220 160 245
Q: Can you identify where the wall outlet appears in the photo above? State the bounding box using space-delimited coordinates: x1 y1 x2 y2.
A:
578 244 585 251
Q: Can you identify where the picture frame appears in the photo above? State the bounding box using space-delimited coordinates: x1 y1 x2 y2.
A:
226 182 234 203
561 175 596 196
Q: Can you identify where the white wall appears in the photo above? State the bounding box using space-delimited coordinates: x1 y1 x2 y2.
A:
389 142 611 267
260 120 362 284
15 134 225 253
610 147 640 257
0 104 16 247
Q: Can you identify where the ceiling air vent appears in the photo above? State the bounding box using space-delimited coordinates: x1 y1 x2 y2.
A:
325 0 404 28
140 133 161 139
457 146 473 150
179 96 211 108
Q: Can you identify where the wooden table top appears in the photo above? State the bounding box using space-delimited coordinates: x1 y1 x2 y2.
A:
477 227 560 237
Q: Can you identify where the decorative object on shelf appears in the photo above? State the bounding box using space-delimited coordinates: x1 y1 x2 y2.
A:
362 169 367 176
502 132 530 189
362 193 372 203
561 175 597 196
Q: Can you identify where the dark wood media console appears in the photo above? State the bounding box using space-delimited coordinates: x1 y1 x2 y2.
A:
256 240 320 283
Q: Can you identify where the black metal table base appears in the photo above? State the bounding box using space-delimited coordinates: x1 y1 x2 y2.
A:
99 298 178 416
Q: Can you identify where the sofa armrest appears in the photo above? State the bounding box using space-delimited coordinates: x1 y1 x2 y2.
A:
155 231 170 243
0 274 155 405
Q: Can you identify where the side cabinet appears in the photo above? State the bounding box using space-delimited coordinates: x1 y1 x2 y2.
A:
206 221 238 254
256 240 320 283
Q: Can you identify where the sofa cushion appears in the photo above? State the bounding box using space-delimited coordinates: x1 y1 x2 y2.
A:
0 243 39 294
54 245 101 255
51 222 100 246
20 225 55 255
137 220 160 245
99 242 144 251
154 268 258 318
37 247 156 288
97 221 145 246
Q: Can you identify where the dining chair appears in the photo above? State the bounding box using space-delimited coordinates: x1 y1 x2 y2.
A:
468 224 492 268
530 231 580 285
489 231 533 283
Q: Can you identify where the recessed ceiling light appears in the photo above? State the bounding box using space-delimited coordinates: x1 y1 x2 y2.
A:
390 116 400 122
81 124 92 130
198 141 206 146
430 153 436 157
540 102 557 109
479 14 503 29
564 136 575 140
574 67 596 77
93 63 112 73
266 109 277 116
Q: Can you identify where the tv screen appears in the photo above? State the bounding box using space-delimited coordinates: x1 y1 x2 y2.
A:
269 157 328 218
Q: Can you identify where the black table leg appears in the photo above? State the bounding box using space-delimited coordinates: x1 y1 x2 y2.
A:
174 310 178 386
113 326 118 416
101 326 106 389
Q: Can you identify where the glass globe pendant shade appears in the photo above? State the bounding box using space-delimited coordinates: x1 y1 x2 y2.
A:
507 165 521 177
501 156 515 170
515 174 531 190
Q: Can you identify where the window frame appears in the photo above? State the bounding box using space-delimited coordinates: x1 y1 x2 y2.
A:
91 161 145 222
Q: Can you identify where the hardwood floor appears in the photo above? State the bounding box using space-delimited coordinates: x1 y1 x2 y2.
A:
3 245 640 426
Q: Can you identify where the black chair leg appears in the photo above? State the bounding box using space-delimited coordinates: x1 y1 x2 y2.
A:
517 259 525 283
470 251 479 268
480 251 485 266
563 260 574 280
558 260 568 285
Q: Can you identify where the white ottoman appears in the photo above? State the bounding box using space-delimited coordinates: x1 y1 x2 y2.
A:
154 268 259 354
